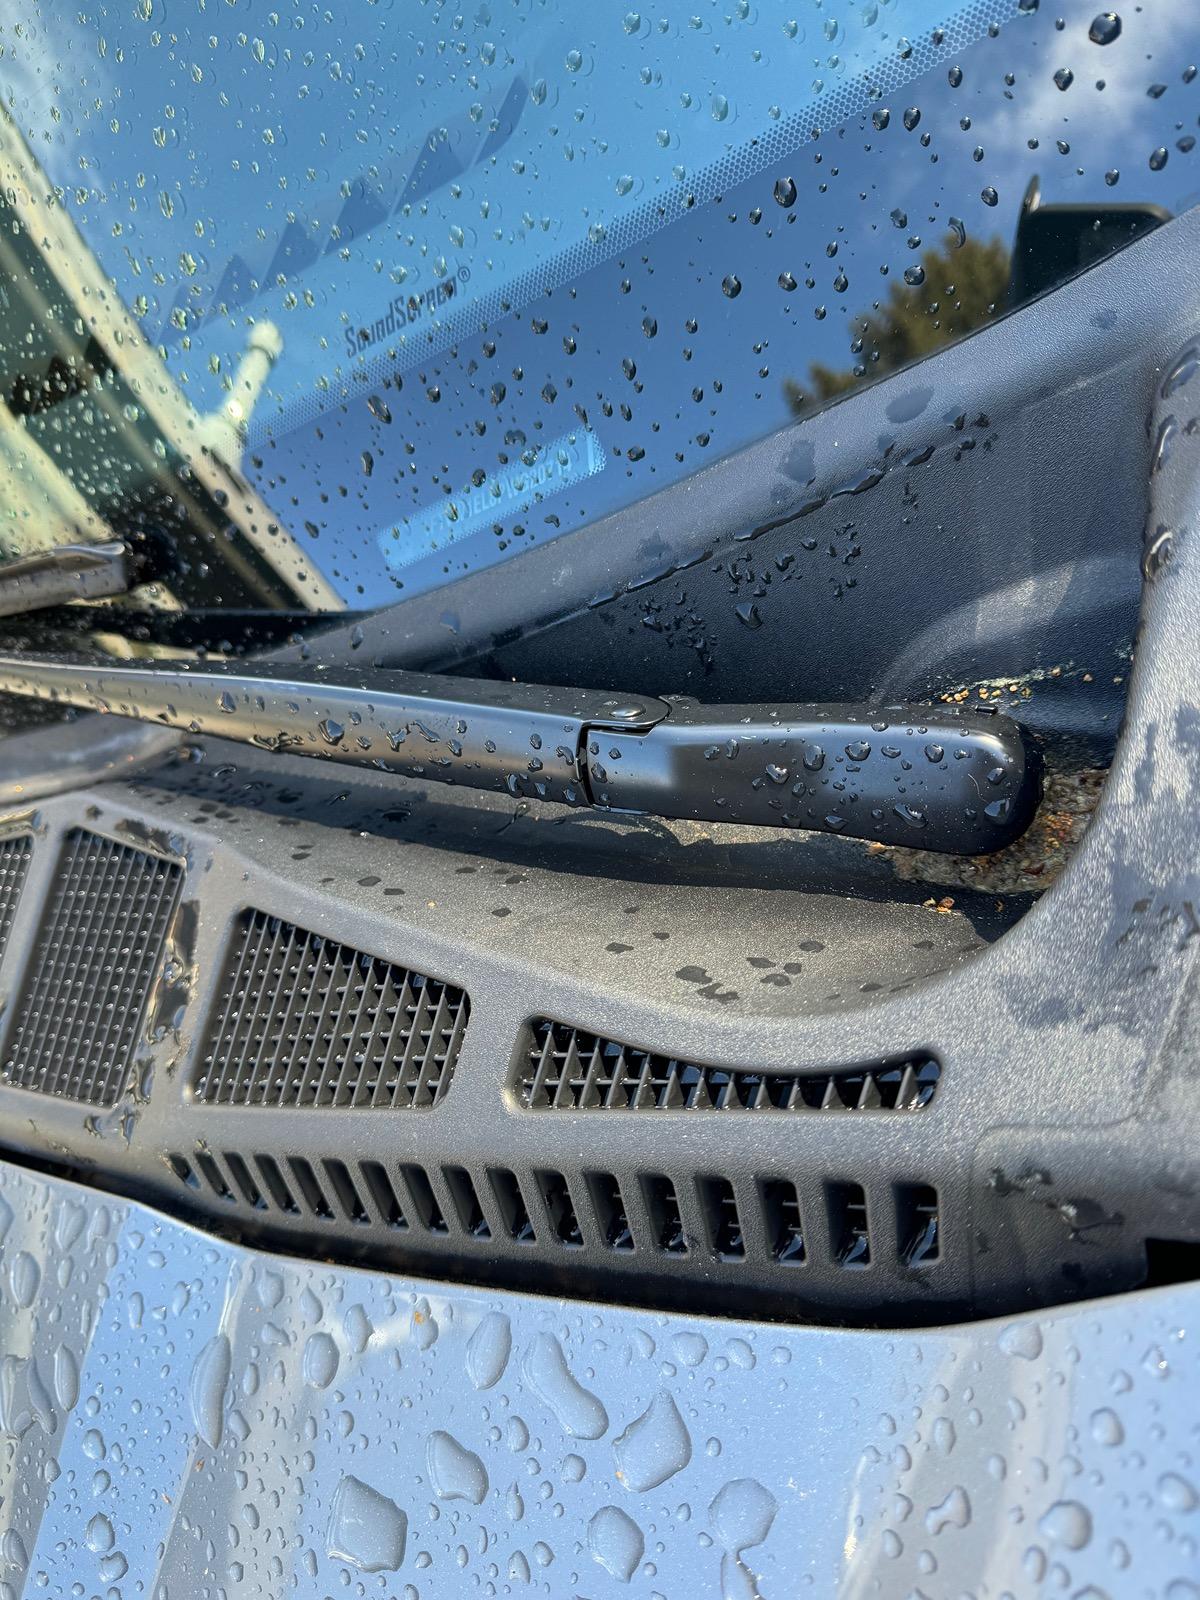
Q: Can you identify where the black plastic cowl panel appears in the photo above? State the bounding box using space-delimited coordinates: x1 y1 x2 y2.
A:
1 235 1200 1325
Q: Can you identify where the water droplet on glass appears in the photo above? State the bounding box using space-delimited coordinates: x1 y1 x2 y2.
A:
1089 11 1121 44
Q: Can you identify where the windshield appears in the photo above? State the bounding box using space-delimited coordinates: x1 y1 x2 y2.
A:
0 0 1197 628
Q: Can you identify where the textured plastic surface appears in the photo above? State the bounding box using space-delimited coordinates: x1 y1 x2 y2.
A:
0 831 181 1107
1 225 1199 1326
0 1158 1196 1597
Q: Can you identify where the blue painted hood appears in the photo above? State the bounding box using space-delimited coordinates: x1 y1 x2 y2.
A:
0 1159 1196 1597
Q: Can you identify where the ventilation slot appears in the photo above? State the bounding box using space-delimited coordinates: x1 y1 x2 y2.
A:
223 1151 266 1210
1 831 182 1106
323 1159 369 1225
521 1020 938 1113
444 1167 490 1239
828 1182 871 1267
167 1152 199 1191
587 1171 635 1252
489 1168 536 1243
700 1177 745 1261
537 1169 583 1246
402 1164 448 1234
0 834 32 966
644 1174 688 1255
288 1157 334 1220
196 909 470 1109
360 1160 408 1228
761 1180 806 1264
194 1150 234 1204
897 1183 940 1265
254 1154 300 1214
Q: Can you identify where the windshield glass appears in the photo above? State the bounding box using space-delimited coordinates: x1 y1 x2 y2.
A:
1 0 1197 627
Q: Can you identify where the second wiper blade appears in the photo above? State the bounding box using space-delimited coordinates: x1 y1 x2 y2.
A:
0 654 1041 855
0 542 132 619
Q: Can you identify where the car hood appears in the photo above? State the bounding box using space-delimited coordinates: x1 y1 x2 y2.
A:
0 1158 1195 1595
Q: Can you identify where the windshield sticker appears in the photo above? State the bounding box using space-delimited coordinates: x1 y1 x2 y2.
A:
379 428 605 571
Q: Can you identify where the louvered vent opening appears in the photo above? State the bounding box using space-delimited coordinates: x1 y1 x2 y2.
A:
443 1166 490 1239
360 1160 408 1228
1 831 182 1106
537 1169 583 1247
520 1020 939 1113
587 1171 635 1252
761 1179 806 1265
828 1181 871 1268
196 909 469 1109
164 1153 940 1284
700 1176 746 1261
171 1149 469 1234
644 1174 688 1255
489 1168 536 1243
0 834 32 965
403 1164 448 1233
897 1183 940 1265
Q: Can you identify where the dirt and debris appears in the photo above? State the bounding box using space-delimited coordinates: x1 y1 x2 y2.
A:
877 767 1109 896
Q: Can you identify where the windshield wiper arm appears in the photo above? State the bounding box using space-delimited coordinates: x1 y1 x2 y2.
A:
0 542 133 619
0 653 1041 854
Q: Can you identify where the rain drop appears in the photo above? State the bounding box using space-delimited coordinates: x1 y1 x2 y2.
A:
1088 11 1121 44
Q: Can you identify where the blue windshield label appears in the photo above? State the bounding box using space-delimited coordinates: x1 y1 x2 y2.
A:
378 428 606 571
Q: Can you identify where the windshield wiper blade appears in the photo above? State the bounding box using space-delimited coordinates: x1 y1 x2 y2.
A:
0 542 132 619
0 653 1041 854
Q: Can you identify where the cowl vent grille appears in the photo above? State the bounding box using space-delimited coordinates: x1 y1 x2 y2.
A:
519 1020 939 1113
0 834 32 964
1 831 181 1106
195 910 469 1109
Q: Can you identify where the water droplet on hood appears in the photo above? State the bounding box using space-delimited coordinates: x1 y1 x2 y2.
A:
466 1310 512 1390
190 1333 231 1449
303 1331 339 1390
427 1430 488 1504
1038 1499 1092 1550
998 1321 1043 1360
613 1390 692 1491
521 1333 609 1439
709 1477 778 1552
326 1475 408 1573
588 1505 644 1582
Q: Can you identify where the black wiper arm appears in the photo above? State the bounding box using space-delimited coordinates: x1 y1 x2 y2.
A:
0 542 134 618
0 654 1041 855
